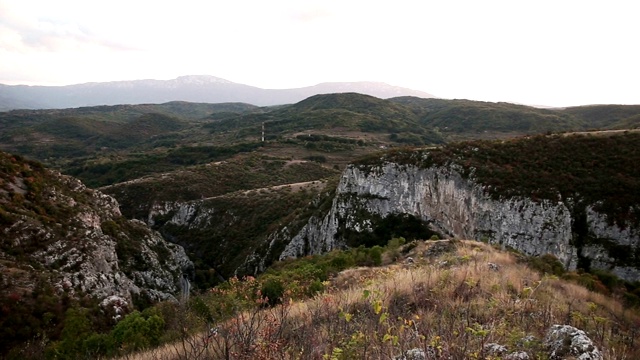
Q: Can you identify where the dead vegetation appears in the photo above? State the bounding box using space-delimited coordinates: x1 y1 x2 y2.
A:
120 240 640 359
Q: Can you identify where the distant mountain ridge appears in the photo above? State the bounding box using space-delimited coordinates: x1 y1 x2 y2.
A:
0 75 434 110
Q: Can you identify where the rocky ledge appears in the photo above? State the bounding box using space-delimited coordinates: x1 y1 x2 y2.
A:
280 162 639 282
0 153 193 304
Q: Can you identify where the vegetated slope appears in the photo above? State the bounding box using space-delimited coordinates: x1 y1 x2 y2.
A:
0 102 261 163
121 240 640 360
204 93 446 146
65 142 266 188
148 177 338 289
4 94 640 191
611 114 640 129
385 132 640 227
59 93 445 188
0 151 192 356
0 101 259 129
345 132 639 280
390 97 583 135
102 153 340 220
98 155 341 290
558 104 640 129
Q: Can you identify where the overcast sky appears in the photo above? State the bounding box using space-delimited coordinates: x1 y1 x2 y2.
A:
1 0 638 107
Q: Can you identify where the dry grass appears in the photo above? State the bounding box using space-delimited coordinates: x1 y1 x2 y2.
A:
120 240 640 359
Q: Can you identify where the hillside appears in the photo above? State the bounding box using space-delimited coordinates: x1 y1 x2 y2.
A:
2 94 640 291
0 102 262 166
2 94 640 188
203 93 445 148
85 239 640 359
558 104 640 129
2 94 640 358
297 132 639 284
101 153 340 219
0 152 192 356
390 97 582 137
5 95 640 279
361 132 640 228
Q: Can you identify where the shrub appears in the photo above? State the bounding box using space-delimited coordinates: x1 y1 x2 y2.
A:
261 278 285 306
308 280 325 296
528 254 566 276
387 237 406 261
109 309 165 352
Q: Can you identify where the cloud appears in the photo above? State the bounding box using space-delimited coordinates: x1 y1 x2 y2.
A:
288 6 334 24
0 0 136 53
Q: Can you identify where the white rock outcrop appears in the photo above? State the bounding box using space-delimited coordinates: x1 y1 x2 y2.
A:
545 325 602 360
2 169 193 304
280 162 640 281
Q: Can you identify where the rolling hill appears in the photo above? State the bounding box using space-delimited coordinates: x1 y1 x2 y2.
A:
2 92 640 358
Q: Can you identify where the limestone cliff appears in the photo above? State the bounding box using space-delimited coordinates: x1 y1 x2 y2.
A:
0 152 193 305
145 181 335 281
281 162 640 282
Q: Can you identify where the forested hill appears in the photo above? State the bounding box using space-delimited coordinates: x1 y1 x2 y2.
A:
2 94 640 171
390 97 640 134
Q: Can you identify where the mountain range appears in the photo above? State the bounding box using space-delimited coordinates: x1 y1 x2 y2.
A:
0 75 434 110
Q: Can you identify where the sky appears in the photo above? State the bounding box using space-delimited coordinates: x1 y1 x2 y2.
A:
0 0 638 107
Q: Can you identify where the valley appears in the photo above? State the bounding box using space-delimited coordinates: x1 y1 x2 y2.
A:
1 92 640 358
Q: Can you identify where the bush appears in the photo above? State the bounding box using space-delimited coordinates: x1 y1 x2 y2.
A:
308 280 325 296
49 308 92 359
110 309 165 352
387 237 406 261
528 254 566 276
261 279 285 306
369 246 383 266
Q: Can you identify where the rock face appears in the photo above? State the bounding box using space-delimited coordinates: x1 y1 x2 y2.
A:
0 153 193 304
281 162 640 282
544 325 602 360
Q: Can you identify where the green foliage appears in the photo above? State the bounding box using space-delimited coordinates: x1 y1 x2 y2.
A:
0 279 68 358
67 142 265 187
104 153 339 220
527 254 566 276
203 93 445 146
386 237 407 261
261 278 285 305
49 308 93 358
43 307 167 359
150 177 340 288
0 101 261 160
308 279 326 295
391 97 583 134
360 133 640 228
560 104 640 129
256 247 384 301
110 309 165 352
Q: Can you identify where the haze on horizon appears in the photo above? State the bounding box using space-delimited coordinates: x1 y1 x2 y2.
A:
1 0 638 108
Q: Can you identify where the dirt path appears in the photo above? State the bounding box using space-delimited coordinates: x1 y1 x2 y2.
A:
196 180 328 202
560 128 640 137
246 180 324 193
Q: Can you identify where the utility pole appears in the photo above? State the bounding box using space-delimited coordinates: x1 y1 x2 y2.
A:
262 122 265 142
